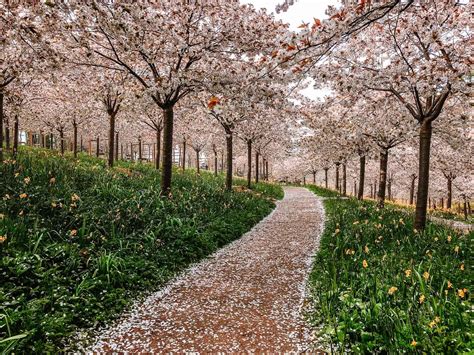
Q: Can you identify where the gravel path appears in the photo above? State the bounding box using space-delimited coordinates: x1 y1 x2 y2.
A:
89 187 324 353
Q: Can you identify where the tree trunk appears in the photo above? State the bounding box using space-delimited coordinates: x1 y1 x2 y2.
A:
447 177 453 209
358 155 366 200
155 129 161 170
59 128 65 156
73 123 78 158
196 149 200 174
335 163 340 190
115 131 119 162
13 115 19 157
182 139 186 171
161 106 174 196
40 131 45 148
138 136 142 162
313 171 316 184
324 168 329 189
96 136 100 158
80 135 83 153
6 124 11 152
377 149 389 208
266 160 269 181
225 130 233 191
463 196 468 220
214 149 218 176
414 121 433 230
255 151 260 184
107 114 115 167
0 92 3 162
342 163 347 196
247 140 252 189
221 151 224 173
409 175 416 205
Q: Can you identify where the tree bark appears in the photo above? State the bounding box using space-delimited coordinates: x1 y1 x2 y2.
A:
247 140 252 189
155 129 161 170
214 147 218 176
335 163 340 190
96 136 100 158
108 114 115 167
13 115 19 157
447 177 453 209
342 163 347 196
265 160 269 181
225 130 233 191
358 155 366 200
73 123 78 158
0 92 3 161
313 171 316 184
409 175 416 205
377 149 389 208
182 139 186 171
161 106 174 196
414 121 433 230
196 149 200 174
255 151 260 184
138 136 142 162
324 168 329 189
5 123 10 152
59 127 65 156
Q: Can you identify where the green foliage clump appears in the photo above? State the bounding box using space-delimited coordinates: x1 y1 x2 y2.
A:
0 148 282 353
307 192 472 353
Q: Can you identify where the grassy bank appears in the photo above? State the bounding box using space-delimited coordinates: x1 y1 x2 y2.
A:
0 148 283 353
307 186 472 353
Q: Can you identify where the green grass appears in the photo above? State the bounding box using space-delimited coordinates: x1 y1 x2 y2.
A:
307 186 472 353
0 147 283 353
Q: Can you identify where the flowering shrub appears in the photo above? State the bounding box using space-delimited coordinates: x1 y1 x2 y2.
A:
0 149 282 353
307 186 472 353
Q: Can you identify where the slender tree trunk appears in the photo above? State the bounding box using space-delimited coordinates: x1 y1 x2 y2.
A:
214 149 218 176
447 177 453 209
409 175 416 205
59 128 65 156
414 121 433 230
6 124 10 152
324 168 329 188
161 106 174 196
196 149 200 174
358 155 366 200
388 179 392 201
335 163 340 190
73 123 78 158
221 151 224 173
182 139 186 171
40 131 45 148
0 92 3 162
96 136 100 158
13 115 19 157
255 151 260 184
138 136 142 162
225 130 233 191
463 196 468 220
377 149 389 208
115 131 119 162
120 144 123 160
265 160 269 181
155 129 161 170
107 114 115 167
313 172 316 184
247 140 252 189
342 163 347 196
80 135 83 153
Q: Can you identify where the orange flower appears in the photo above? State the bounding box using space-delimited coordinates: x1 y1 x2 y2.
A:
19 193 28 199
405 269 412 278
0 235 7 244
388 286 398 295
411 340 417 347
362 259 368 268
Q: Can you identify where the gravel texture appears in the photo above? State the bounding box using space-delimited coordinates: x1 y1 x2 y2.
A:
89 187 324 353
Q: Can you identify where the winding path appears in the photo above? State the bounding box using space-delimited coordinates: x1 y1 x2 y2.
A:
90 187 324 353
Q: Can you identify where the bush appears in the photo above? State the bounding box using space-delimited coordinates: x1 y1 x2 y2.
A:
0 148 282 353
307 188 472 353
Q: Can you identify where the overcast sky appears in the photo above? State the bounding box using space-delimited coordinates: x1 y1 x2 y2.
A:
241 0 339 99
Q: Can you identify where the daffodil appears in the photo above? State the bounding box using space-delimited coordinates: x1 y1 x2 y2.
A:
388 286 398 295
362 259 368 268
411 340 417 347
405 269 412 278
0 235 7 243
419 294 425 304
19 193 28 199
423 271 430 281
24 177 31 184
71 193 80 202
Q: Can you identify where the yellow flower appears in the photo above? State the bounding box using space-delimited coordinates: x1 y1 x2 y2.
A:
0 214 4 220
24 177 31 184
362 259 368 268
345 249 355 255
51 202 57 208
454 246 460 253
0 235 7 243
388 286 398 295
434 237 438 242
50 177 56 184
399 218 405 225
411 340 417 347
353 220 359 225
70 229 77 237
447 235 452 242
19 193 28 199
364 245 369 254
14 172 19 178
405 269 412 278
71 193 80 202
447 280 453 289
4 194 11 200
423 271 430 281
457 289 466 298
460 263 464 271
419 294 425 304
335 228 340 234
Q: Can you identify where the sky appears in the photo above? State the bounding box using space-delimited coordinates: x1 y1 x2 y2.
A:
241 0 339 99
